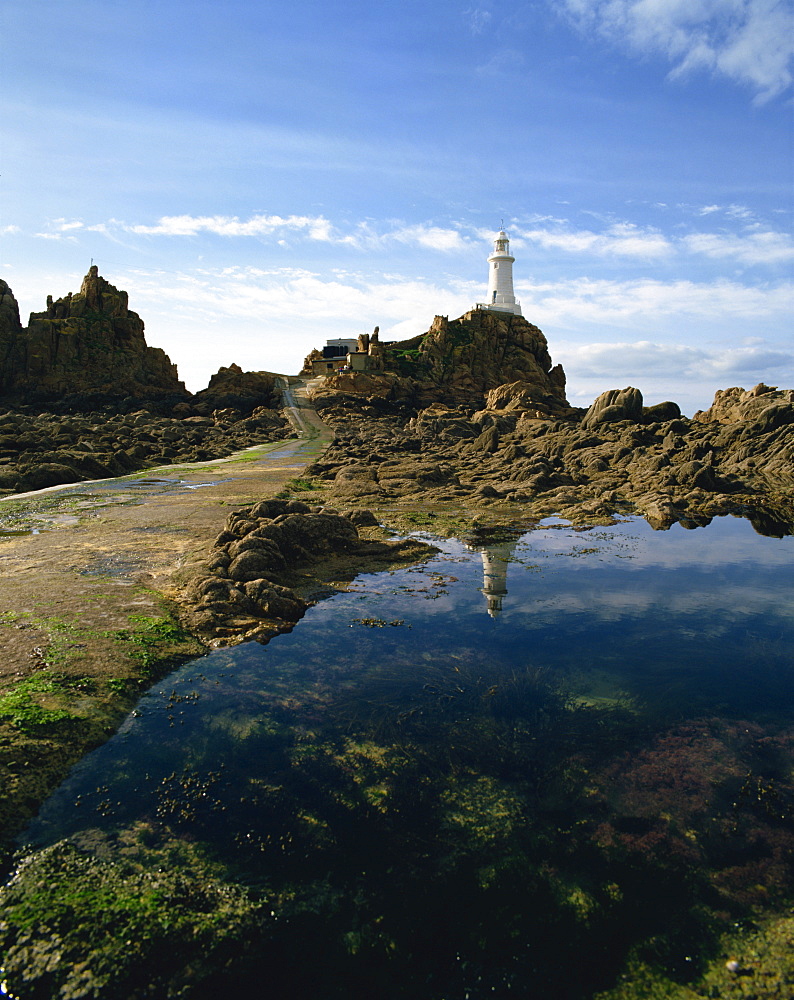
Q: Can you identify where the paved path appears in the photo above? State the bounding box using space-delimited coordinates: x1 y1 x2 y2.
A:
278 375 328 438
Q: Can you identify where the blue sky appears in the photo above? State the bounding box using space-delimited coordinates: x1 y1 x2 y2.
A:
1 0 792 413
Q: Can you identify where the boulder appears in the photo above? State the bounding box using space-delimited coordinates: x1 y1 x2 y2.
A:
642 401 681 423
485 381 554 414
228 549 281 583
694 384 794 425
582 387 643 429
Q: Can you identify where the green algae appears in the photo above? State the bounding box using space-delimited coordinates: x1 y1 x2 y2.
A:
593 913 794 999
0 604 203 867
113 614 199 680
0 833 264 1000
0 673 75 731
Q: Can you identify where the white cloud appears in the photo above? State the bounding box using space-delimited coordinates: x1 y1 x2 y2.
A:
129 213 335 239
52 219 84 232
518 222 672 258
683 229 794 265
19 212 792 275
392 225 468 252
519 276 794 327
561 0 794 102
725 204 754 220
554 338 792 380
0 225 20 235
73 214 473 255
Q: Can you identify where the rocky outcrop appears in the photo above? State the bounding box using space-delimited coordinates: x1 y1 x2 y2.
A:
308 310 575 419
306 382 794 535
178 499 436 645
192 364 283 415
582 387 643 428
403 310 573 413
0 281 24 393
485 380 566 418
0 269 186 405
694 384 794 426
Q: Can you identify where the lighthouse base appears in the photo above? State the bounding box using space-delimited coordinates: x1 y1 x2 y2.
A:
474 301 523 317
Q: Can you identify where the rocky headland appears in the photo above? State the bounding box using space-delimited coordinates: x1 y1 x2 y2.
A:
0 271 293 493
0 268 185 404
300 310 793 536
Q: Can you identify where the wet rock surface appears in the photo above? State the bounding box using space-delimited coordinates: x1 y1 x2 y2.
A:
177 500 437 645
0 405 291 494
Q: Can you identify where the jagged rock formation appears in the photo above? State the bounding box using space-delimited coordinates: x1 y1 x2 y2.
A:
300 311 792 532
694 383 794 427
0 274 295 491
0 268 186 405
412 311 570 410
307 382 794 535
0 281 24 384
309 310 575 419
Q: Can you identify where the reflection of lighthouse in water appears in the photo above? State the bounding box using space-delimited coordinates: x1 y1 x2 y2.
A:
470 538 520 617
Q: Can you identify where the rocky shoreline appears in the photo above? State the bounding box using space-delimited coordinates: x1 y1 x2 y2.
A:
306 379 793 537
0 403 291 495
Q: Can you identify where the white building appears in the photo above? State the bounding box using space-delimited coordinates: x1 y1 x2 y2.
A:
476 229 522 316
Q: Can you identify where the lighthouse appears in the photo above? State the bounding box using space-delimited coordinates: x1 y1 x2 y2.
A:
478 228 522 316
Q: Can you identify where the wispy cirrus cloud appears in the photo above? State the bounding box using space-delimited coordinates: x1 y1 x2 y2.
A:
392 225 469 252
560 0 794 102
129 213 335 240
87 214 471 253
17 211 794 276
517 222 673 259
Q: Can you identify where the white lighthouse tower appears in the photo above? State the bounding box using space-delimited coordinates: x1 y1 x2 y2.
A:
478 228 522 316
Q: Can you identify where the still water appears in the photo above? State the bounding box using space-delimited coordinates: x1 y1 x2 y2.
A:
19 515 794 998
